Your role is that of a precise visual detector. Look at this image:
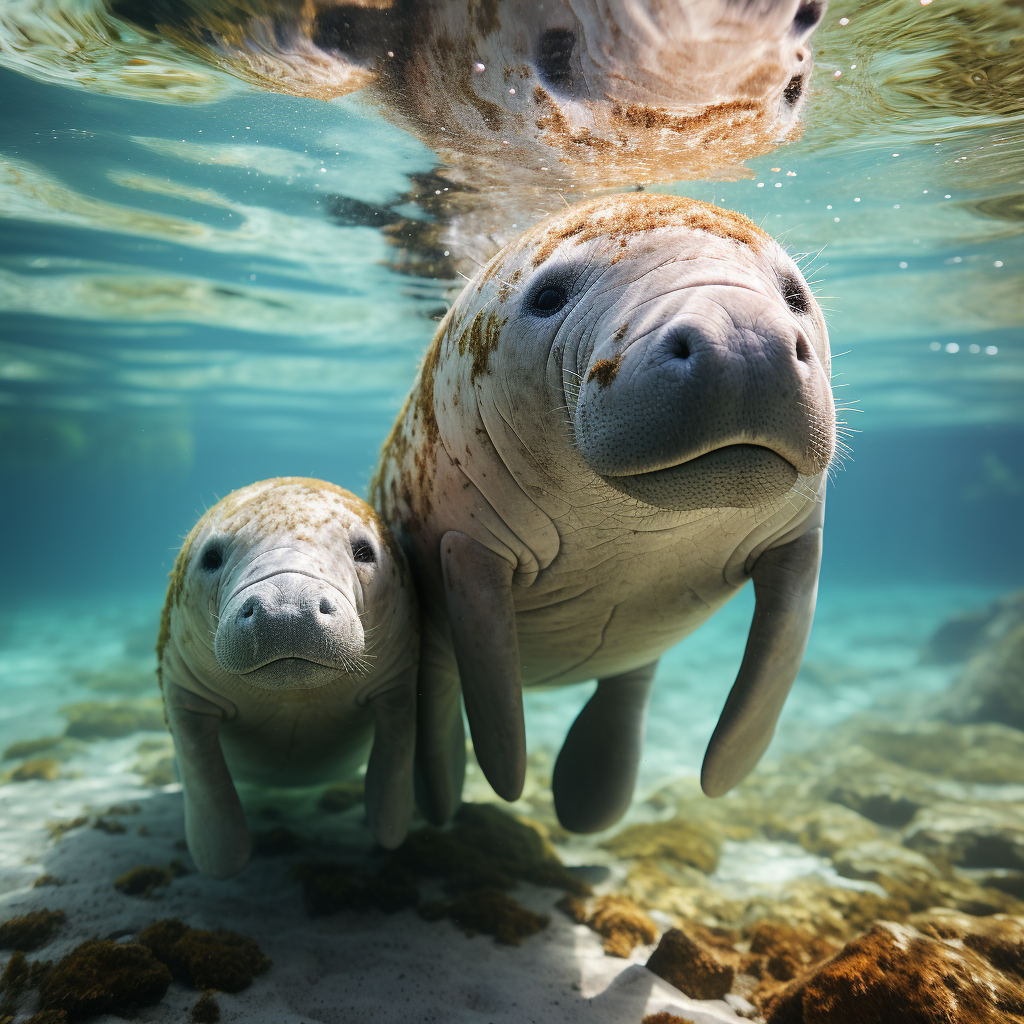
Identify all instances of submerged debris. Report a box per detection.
[138,919,270,992]
[0,910,66,951]
[36,939,171,1023]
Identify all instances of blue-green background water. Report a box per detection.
[1,1,1022,669]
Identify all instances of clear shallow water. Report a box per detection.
[0,6,1022,1010]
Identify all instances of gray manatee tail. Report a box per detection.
[552,662,658,833]
[700,525,823,797]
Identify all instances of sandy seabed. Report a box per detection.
[0,584,995,1023]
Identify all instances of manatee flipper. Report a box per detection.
[552,661,658,833]
[412,649,466,825]
[363,669,417,848]
[163,671,250,879]
[440,530,526,802]
[701,525,823,797]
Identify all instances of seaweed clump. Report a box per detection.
[114,865,173,898]
[557,893,657,957]
[293,802,588,947]
[8,759,60,783]
[138,919,270,993]
[35,939,172,1023]
[0,910,66,951]
[191,989,220,1022]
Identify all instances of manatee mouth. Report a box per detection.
[234,657,354,692]
[601,444,799,510]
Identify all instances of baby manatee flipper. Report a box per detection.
[552,661,658,833]
[363,669,417,848]
[163,676,250,880]
[701,526,823,797]
[440,530,526,802]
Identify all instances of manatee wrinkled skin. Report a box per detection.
[158,477,418,878]
[372,193,835,832]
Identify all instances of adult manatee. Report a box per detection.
[372,193,835,831]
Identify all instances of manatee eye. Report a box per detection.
[536,28,576,93]
[792,1,823,32]
[352,538,376,564]
[783,74,804,105]
[200,545,223,572]
[531,285,568,315]
[780,275,811,316]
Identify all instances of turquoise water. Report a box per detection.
[0,3,1022,1016]
[1,0,1022,759]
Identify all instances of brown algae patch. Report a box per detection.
[558,893,657,957]
[7,759,60,783]
[587,352,625,388]
[294,803,587,946]
[61,701,165,740]
[114,865,174,898]
[0,910,66,951]
[36,939,172,1023]
[191,990,220,1023]
[138,919,270,993]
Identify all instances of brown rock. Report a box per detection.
[922,589,1024,665]
[646,928,734,1000]
[904,801,1024,871]
[765,918,1024,1023]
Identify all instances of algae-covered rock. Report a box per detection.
[601,820,722,874]
[942,622,1024,730]
[904,801,1024,871]
[60,700,165,740]
[138,919,270,993]
[646,928,734,1000]
[7,760,60,783]
[764,916,1024,1024]
[0,911,65,951]
[2,738,64,761]
[1,949,29,1015]
[855,719,1024,785]
[36,940,171,1022]
[922,589,1024,664]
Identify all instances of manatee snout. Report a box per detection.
[214,573,364,677]
[575,286,835,509]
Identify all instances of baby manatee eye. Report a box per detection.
[536,28,575,93]
[531,285,569,315]
[351,538,376,564]
[200,545,223,572]
[780,275,811,316]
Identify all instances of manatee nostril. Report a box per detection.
[240,597,256,620]
[319,596,334,616]
[795,335,812,363]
